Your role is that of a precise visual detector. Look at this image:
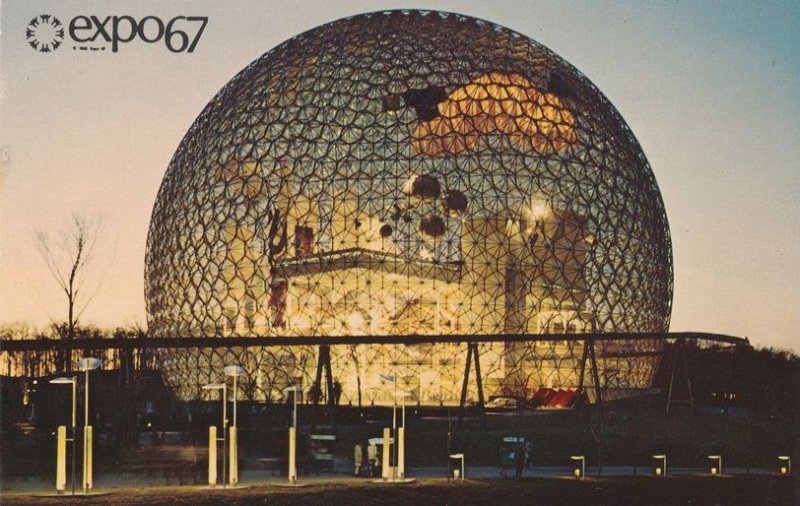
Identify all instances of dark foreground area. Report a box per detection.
[1,476,797,506]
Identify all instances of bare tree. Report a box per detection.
[33,214,103,368]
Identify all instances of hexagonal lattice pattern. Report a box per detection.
[145,10,673,403]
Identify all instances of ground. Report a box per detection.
[2,396,797,504]
[1,476,797,505]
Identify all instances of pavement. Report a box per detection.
[0,466,782,495]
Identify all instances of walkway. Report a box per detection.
[0,466,781,495]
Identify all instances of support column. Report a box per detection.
[589,339,603,412]
[56,426,67,493]
[323,346,335,429]
[288,426,297,483]
[382,427,391,480]
[398,427,405,478]
[471,343,487,429]
[311,346,325,430]
[575,339,590,420]
[313,351,323,389]
[665,340,679,417]
[684,342,696,415]
[229,427,238,485]
[665,338,696,417]
[575,339,602,419]
[457,343,474,428]
[208,426,217,486]
[312,345,335,430]
[83,426,93,490]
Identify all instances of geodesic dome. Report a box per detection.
[145,10,672,403]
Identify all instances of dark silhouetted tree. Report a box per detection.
[33,213,104,371]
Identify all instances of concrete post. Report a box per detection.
[288,426,297,483]
[83,426,93,490]
[56,426,66,492]
[208,426,217,486]
[382,427,391,480]
[398,427,405,478]
[229,426,238,485]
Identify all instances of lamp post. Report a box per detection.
[778,455,791,476]
[570,455,585,479]
[203,383,227,487]
[395,391,411,428]
[50,376,77,495]
[223,366,245,426]
[708,455,722,476]
[449,453,465,480]
[284,385,301,485]
[77,357,101,493]
[652,454,667,477]
[223,365,245,486]
[377,373,400,481]
[391,378,397,481]
[394,391,411,479]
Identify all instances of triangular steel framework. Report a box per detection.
[310,344,336,430]
[574,337,604,419]
[665,338,696,417]
[457,342,487,429]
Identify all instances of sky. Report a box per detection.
[1,1,798,351]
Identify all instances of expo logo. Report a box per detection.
[27,14,207,53]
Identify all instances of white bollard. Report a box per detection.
[398,427,405,478]
[382,428,391,480]
[208,426,217,486]
[229,427,238,485]
[83,426,93,490]
[288,426,297,483]
[56,426,67,492]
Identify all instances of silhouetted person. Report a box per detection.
[332,381,342,406]
[515,441,525,478]
[354,442,364,476]
[367,441,378,477]
[524,439,533,468]
[310,382,322,405]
